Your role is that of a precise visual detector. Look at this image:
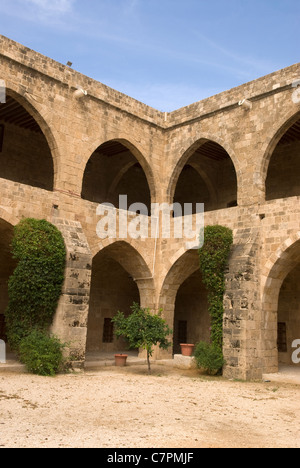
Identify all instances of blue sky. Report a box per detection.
[0,0,299,111]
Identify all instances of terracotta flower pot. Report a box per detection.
[114,354,128,367]
[180,344,195,357]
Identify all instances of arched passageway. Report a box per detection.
[160,250,209,356]
[266,116,300,201]
[173,269,209,354]
[82,140,152,213]
[172,140,237,214]
[86,242,154,354]
[0,219,16,342]
[0,95,54,191]
[277,263,300,365]
[262,238,300,373]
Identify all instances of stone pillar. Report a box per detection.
[223,228,262,380]
[50,219,92,368]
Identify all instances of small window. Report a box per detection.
[278,322,287,353]
[103,318,114,343]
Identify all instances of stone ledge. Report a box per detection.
[156,355,197,370]
[173,354,197,370]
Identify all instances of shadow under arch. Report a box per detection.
[81,138,157,212]
[261,236,300,374]
[0,88,58,191]
[159,249,209,355]
[261,109,300,201]
[167,137,238,212]
[86,241,155,353]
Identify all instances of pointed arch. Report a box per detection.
[261,234,300,373]
[261,109,300,201]
[0,89,57,190]
[86,240,155,353]
[167,136,238,212]
[92,240,154,284]
[81,138,156,211]
[159,249,209,355]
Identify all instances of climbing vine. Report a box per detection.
[199,225,233,351]
[6,218,66,351]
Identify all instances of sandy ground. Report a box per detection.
[0,365,300,449]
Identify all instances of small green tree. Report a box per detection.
[112,303,172,374]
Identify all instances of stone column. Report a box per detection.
[223,228,262,380]
[51,219,92,368]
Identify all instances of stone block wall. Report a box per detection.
[0,35,299,377]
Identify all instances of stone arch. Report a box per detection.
[86,241,155,353]
[261,234,300,373]
[92,240,154,285]
[81,138,157,211]
[159,249,209,356]
[260,108,300,201]
[167,135,238,212]
[0,208,19,228]
[1,87,59,190]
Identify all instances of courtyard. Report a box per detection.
[0,365,299,448]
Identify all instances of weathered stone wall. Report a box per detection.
[223,228,261,380]
[0,35,299,377]
[50,218,92,364]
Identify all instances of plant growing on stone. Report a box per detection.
[112,303,172,374]
[198,225,233,374]
[6,218,66,352]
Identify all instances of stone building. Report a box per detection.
[0,35,299,380]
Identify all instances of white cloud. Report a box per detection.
[25,0,75,14]
[0,0,77,26]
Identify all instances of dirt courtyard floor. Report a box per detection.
[0,365,300,448]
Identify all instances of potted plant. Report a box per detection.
[180,343,195,356]
[114,353,128,367]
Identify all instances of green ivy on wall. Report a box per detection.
[6,218,66,351]
[199,225,233,351]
